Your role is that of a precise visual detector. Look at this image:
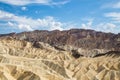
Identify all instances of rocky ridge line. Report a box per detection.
[0,29,120,57]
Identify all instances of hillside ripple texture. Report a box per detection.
[0,29,120,80]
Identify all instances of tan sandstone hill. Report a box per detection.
[0,38,120,80]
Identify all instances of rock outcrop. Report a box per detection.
[1,29,120,57]
[0,29,120,80]
[0,38,120,80]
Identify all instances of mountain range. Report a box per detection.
[0,29,120,80]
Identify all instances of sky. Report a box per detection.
[0,0,120,34]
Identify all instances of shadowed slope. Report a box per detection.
[1,29,120,57]
[0,38,120,80]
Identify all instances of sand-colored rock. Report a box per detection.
[0,38,120,80]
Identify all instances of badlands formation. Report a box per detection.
[0,29,120,80]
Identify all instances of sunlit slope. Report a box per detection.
[0,38,120,80]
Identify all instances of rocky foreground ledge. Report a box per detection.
[0,29,120,80]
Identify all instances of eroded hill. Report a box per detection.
[0,38,120,80]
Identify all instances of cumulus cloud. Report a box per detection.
[96,23,117,33]
[18,24,32,31]
[0,10,119,33]
[0,10,14,20]
[0,10,63,31]
[81,19,93,29]
[37,16,63,30]
[104,12,120,23]
[0,0,70,6]
[80,18,118,33]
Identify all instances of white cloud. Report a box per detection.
[7,22,14,26]
[101,1,120,9]
[0,10,14,20]
[0,10,119,33]
[0,0,50,5]
[21,7,27,11]
[0,0,70,6]
[0,10,64,31]
[96,23,117,33]
[112,2,120,8]
[80,18,118,33]
[18,24,33,31]
[104,12,120,23]
[49,0,70,6]
[37,16,63,30]
[81,19,93,29]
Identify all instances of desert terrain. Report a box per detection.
[0,29,120,80]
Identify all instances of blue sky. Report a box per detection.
[0,0,120,34]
